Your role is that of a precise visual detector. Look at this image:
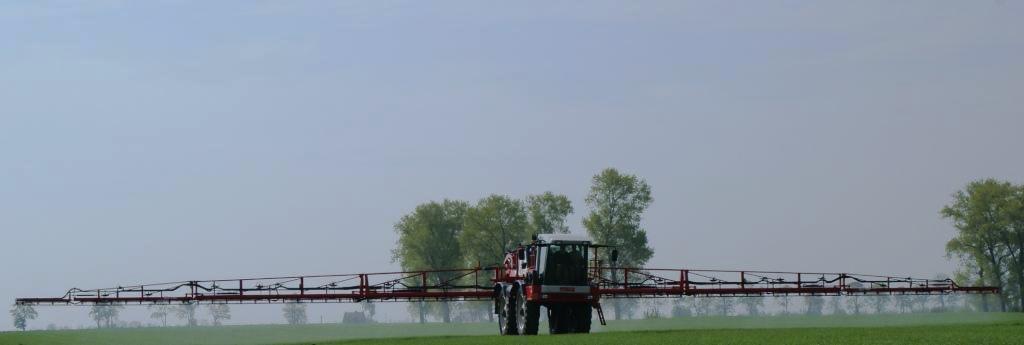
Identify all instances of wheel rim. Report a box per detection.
[498,292,507,334]
[503,289,517,335]
[516,289,526,334]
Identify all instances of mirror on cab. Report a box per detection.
[611,249,619,263]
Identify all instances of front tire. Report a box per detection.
[498,286,518,335]
[516,287,539,335]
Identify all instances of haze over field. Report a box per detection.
[2,1,1023,330]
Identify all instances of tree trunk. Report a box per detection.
[991,265,1008,312]
[418,301,426,323]
[610,268,621,320]
[984,249,1007,312]
[1017,256,1024,312]
[1015,231,1024,313]
[442,301,451,323]
[978,267,990,312]
[1013,261,1024,312]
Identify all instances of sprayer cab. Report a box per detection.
[494,234,612,335]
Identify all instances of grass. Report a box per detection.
[1,313,1021,345]
[324,322,1024,345]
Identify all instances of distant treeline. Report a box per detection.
[666,293,973,318]
[391,167,655,322]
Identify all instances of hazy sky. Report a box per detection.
[2,1,1023,330]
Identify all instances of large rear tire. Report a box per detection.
[525,302,541,335]
[547,304,569,334]
[574,304,592,334]
[547,304,591,334]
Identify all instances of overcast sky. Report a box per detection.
[2,0,1023,330]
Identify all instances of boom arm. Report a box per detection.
[15,267,997,306]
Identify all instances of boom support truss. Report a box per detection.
[16,267,997,306]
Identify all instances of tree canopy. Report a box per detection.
[392,199,469,323]
[526,192,574,235]
[393,200,469,273]
[583,168,654,267]
[582,168,654,319]
[460,195,530,267]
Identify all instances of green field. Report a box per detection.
[1,313,1022,345]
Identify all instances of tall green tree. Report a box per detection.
[460,195,530,267]
[1003,184,1024,312]
[526,192,574,235]
[583,168,654,266]
[10,305,37,331]
[583,168,654,319]
[459,195,530,323]
[392,199,469,323]
[942,179,1015,312]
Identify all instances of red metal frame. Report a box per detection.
[15,266,998,306]
[589,267,998,298]
[16,268,494,306]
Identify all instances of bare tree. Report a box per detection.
[89,304,124,328]
[148,305,170,327]
[871,295,890,314]
[739,297,765,316]
[283,302,308,325]
[10,305,38,331]
[175,303,198,326]
[804,296,824,315]
[207,304,231,326]
[846,282,864,314]
[776,295,792,315]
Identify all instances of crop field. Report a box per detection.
[1,312,1021,345]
